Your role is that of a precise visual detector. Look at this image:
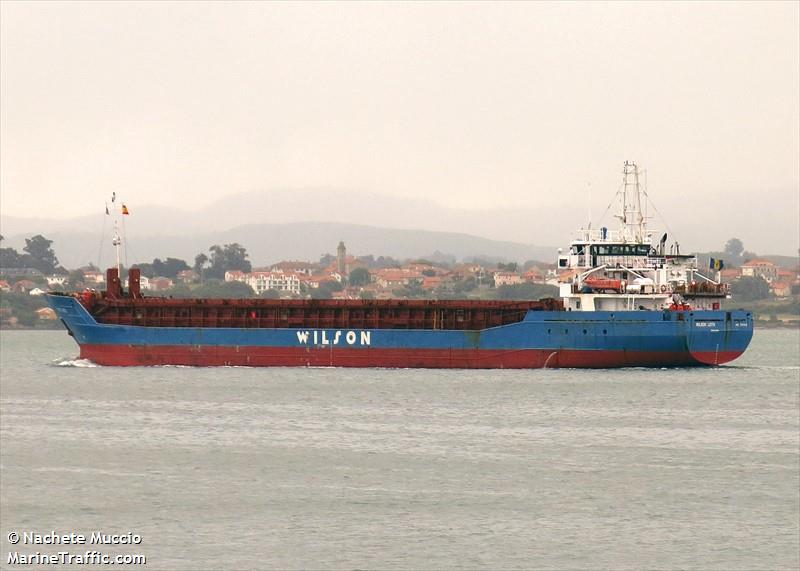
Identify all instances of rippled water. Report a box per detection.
[1,329,798,570]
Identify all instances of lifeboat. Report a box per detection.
[583,276,624,293]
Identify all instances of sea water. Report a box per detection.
[1,329,798,570]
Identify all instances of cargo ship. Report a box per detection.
[47,162,753,368]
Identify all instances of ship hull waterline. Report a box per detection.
[76,343,743,368]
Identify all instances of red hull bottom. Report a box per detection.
[78,344,744,368]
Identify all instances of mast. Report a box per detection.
[109,191,122,275]
[616,161,646,242]
[112,221,122,275]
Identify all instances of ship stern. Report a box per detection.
[687,310,753,366]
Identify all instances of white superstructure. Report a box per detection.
[557,162,728,312]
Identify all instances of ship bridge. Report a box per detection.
[556,162,728,313]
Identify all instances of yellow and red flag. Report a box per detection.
[121,204,130,215]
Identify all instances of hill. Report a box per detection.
[1,221,556,269]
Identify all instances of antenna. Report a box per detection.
[587,181,592,229]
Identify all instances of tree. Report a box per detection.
[741,251,758,263]
[731,276,770,302]
[357,255,376,267]
[206,243,252,280]
[723,238,749,266]
[375,256,401,269]
[260,289,280,299]
[194,253,208,273]
[207,245,225,279]
[0,291,45,327]
[22,235,59,273]
[310,280,344,299]
[724,238,744,259]
[497,262,518,272]
[192,280,255,298]
[393,281,425,299]
[348,267,371,286]
[151,257,190,279]
[163,284,193,298]
[0,238,20,269]
[131,262,156,278]
[319,253,336,267]
[452,277,477,295]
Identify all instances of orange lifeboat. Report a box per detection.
[584,277,624,293]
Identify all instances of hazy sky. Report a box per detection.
[1,2,798,253]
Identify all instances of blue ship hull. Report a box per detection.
[47,295,753,368]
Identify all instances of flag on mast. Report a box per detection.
[121,204,130,215]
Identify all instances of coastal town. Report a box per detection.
[1,235,798,329]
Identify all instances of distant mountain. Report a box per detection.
[3,186,797,267]
[0,221,556,269]
[0,188,574,246]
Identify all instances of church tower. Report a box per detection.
[337,241,347,279]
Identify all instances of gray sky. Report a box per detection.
[1,1,798,254]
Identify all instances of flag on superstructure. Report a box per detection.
[121,204,130,215]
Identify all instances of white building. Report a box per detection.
[493,272,524,287]
[247,271,298,294]
[45,275,68,287]
[82,270,105,284]
[741,259,779,283]
[226,270,300,295]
